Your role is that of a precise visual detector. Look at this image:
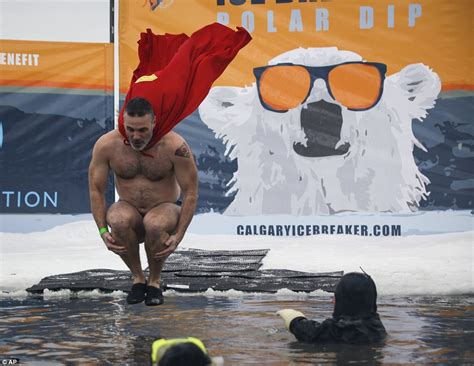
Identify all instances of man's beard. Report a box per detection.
[130,139,148,151]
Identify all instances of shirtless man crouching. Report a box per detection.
[88,97,198,306]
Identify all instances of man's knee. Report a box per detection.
[143,216,170,237]
[107,207,138,233]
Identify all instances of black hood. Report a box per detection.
[333,272,378,318]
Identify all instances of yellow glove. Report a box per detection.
[276,309,305,331]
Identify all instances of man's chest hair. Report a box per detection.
[111,146,173,181]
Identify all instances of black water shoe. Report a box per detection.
[145,286,164,306]
[126,283,147,304]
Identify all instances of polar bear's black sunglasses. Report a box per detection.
[253,62,387,112]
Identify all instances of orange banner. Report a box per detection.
[0,40,115,214]
[119,0,473,93]
[0,40,114,92]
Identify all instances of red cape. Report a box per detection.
[118,23,251,151]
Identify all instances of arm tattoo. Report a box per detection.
[175,142,191,158]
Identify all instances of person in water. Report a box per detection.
[150,337,223,366]
[277,272,387,343]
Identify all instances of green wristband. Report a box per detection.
[99,227,109,235]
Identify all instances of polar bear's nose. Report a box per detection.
[313,79,327,90]
[304,78,332,105]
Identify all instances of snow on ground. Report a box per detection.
[1,219,472,295]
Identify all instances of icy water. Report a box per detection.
[0,291,472,365]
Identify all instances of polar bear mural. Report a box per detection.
[198,48,441,215]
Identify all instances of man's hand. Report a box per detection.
[154,234,182,259]
[101,232,127,255]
